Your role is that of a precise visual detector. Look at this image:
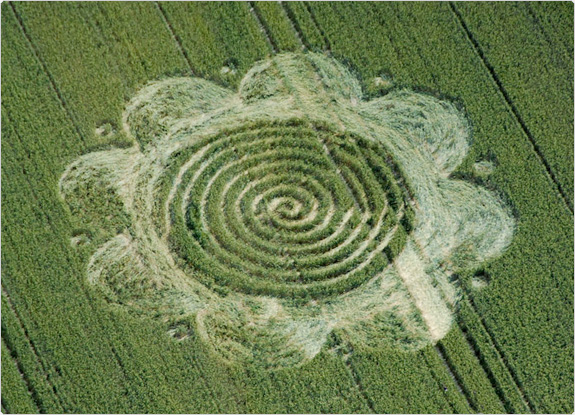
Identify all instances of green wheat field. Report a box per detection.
[2,2,573,413]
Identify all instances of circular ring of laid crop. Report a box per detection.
[60,53,514,369]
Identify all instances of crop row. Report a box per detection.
[250,1,300,52]
[456,298,534,413]
[1,291,52,413]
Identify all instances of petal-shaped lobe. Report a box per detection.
[125,78,234,148]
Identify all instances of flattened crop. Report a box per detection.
[60,53,514,368]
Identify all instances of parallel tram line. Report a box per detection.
[308,52,474,411]
[303,2,332,54]
[278,1,309,51]
[461,295,536,413]
[5,75,221,411]
[6,6,231,407]
[5,8,188,396]
[6,4,239,412]
[449,1,573,215]
[154,2,196,75]
[419,349,463,414]
[448,3,555,410]
[330,332,377,414]
[8,2,87,146]
[390,239,473,409]
[248,1,278,53]
[2,338,39,413]
[7,93,221,412]
[1,283,54,413]
[456,313,529,413]
[2,107,132,411]
[434,343,479,413]
[6,2,545,412]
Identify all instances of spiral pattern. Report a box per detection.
[154,120,414,299]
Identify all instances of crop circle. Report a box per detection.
[60,53,515,368]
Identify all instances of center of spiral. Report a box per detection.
[268,197,304,219]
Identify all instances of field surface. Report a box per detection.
[2,2,573,414]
